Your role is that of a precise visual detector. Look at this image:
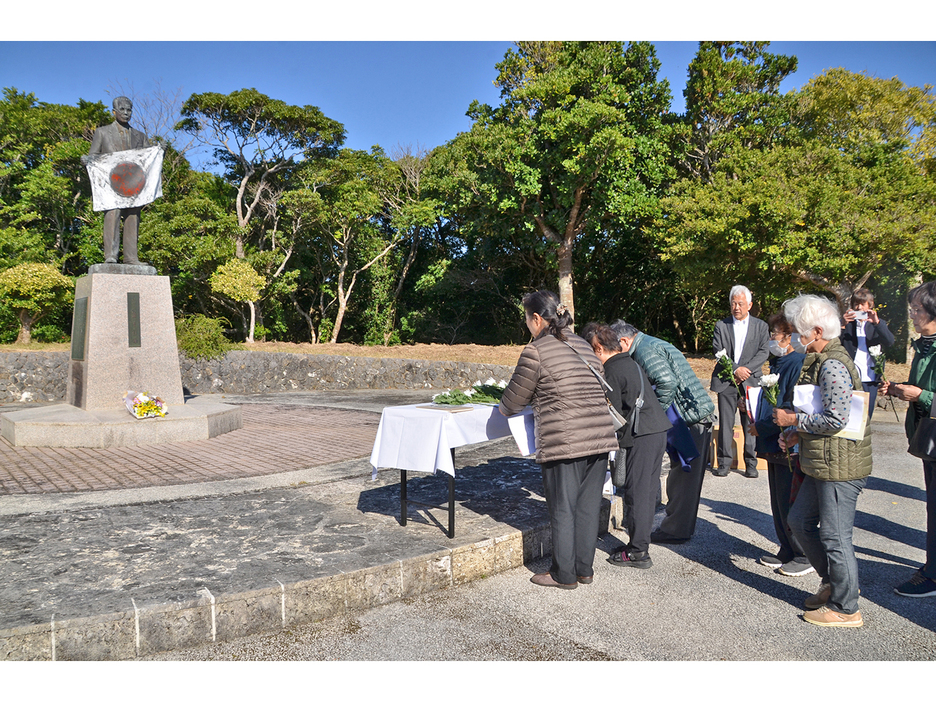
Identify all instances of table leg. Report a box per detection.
[448,448,456,538]
[400,469,407,526]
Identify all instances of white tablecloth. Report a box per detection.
[369,403,535,478]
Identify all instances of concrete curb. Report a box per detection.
[0,523,555,660]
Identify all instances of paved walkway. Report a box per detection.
[1,391,933,662]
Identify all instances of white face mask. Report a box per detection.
[769,339,789,357]
[791,332,815,355]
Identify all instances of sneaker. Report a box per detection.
[803,606,863,628]
[744,467,759,478]
[713,466,730,477]
[759,554,783,568]
[779,560,815,577]
[804,582,831,610]
[894,571,936,598]
[607,548,653,569]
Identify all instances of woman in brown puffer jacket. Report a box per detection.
[499,290,619,589]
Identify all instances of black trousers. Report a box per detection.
[541,453,608,585]
[623,431,667,553]
[658,420,713,539]
[923,460,936,580]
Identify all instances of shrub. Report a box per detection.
[175,314,233,361]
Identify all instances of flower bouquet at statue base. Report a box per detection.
[124,391,167,419]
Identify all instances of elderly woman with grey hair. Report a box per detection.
[773,294,872,628]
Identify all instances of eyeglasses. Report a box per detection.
[769,331,788,339]
[909,306,926,317]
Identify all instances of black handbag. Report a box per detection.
[908,405,936,460]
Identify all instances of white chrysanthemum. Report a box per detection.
[759,373,780,387]
[715,349,728,360]
[868,345,882,357]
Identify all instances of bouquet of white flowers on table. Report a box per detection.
[124,391,167,419]
[432,378,508,406]
[715,349,743,398]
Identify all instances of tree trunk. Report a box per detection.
[15,311,33,345]
[246,301,256,343]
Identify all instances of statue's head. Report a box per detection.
[112,96,133,125]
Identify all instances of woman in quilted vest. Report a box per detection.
[773,294,872,628]
[499,290,619,589]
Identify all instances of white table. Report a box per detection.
[369,403,535,537]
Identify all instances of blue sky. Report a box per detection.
[1,41,932,162]
[2,0,933,166]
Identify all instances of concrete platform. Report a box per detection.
[0,397,241,448]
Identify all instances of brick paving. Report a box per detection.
[0,404,380,495]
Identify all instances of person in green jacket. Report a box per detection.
[882,280,936,598]
[774,294,872,628]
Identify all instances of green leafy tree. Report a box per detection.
[679,41,798,181]
[292,148,400,343]
[209,258,266,343]
[436,41,675,320]
[0,261,73,344]
[175,89,345,259]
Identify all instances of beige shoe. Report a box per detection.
[804,583,831,610]
[803,606,863,628]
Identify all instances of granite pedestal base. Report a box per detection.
[67,272,184,411]
[0,399,242,448]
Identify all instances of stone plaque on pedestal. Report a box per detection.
[67,272,184,411]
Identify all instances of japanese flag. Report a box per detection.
[86,146,164,212]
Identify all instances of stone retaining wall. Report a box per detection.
[0,350,515,403]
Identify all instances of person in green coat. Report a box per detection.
[883,281,936,598]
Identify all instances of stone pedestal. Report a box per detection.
[67,271,184,411]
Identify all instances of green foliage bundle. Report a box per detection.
[175,314,234,361]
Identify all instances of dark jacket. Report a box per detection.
[602,352,672,450]
[840,318,895,360]
[710,314,770,394]
[500,331,619,464]
[753,350,805,456]
[796,339,873,482]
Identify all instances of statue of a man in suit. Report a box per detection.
[82,96,150,264]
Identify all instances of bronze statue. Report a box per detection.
[82,96,151,265]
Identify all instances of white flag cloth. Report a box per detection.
[86,146,164,212]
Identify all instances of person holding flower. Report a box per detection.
[749,313,810,576]
[773,294,872,627]
[882,281,936,598]
[499,290,619,589]
[841,288,894,419]
[710,285,770,478]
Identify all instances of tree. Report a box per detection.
[795,68,936,172]
[0,262,73,344]
[209,258,266,343]
[292,148,401,343]
[652,141,936,312]
[175,89,345,259]
[436,41,675,320]
[679,41,797,181]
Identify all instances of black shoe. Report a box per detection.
[650,530,688,544]
[713,466,730,477]
[744,467,759,478]
[608,549,653,569]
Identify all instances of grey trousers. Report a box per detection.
[788,474,866,614]
[716,390,756,471]
[541,453,609,585]
[658,420,713,540]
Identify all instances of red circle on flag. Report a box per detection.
[109,162,146,197]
